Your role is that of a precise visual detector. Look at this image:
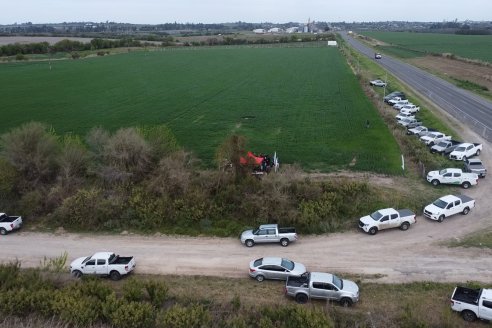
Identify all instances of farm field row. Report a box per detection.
[361,31,492,63]
[0,46,401,173]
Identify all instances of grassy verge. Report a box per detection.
[1,262,489,328]
[448,228,492,249]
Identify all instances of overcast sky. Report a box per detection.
[3,0,491,24]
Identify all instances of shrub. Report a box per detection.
[0,122,59,188]
[109,301,156,328]
[145,280,169,307]
[122,277,146,302]
[157,304,210,328]
[51,287,102,326]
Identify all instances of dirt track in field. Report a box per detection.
[1,64,492,283]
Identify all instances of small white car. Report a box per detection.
[420,132,451,146]
[399,104,420,114]
[449,143,482,161]
[396,112,415,121]
[70,252,136,280]
[423,194,475,222]
[369,79,386,87]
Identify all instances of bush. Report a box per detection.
[122,277,146,302]
[145,280,169,307]
[156,304,210,328]
[109,301,156,328]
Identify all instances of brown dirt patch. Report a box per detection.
[408,56,492,92]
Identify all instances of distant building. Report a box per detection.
[327,41,338,46]
[253,28,266,34]
[285,27,299,33]
[268,27,283,33]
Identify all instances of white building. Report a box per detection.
[253,29,266,34]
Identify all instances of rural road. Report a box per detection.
[339,31,492,142]
[1,39,492,284]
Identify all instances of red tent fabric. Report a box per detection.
[240,151,263,165]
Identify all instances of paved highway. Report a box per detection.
[339,31,492,142]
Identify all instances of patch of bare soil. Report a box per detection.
[408,56,492,92]
[0,36,93,45]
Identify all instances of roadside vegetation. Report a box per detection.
[338,36,458,176]
[0,261,486,328]
[0,122,441,235]
[448,229,492,249]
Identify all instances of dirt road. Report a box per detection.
[1,102,492,283]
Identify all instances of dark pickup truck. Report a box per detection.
[464,158,487,178]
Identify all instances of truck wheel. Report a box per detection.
[400,222,410,231]
[0,228,7,235]
[431,179,439,186]
[462,310,477,322]
[438,215,445,223]
[340,298,353,307]
[476,150,481,156]
[109,271,121,281]
[255,275,265,282]
[280,238,289,247]
[72,270,82,278]
[295,293,308,304]
[368,227,378,235]
[462,207,470,215]
[462,182,471,189]
[245,239,254,247]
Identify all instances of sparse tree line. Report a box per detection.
[0,122,425,236]
[0,38,155,57]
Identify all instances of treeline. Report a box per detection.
[183,33,335,47]
[0,38,154,57]
[0,122,424,236]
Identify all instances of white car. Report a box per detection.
[399,104,420,114]
[407,125,428,135]
[420,132,451,146]
[396,112,415,121]
[449,143,482,161]
[393,101,413,110]
[388,97,406,105]
[0,213,22,235]
[369,79,386,87]
[358,208,416,235]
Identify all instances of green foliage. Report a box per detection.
[145,280,169,307]
[451,78,489,92]
[40,251,68,272]
[260,305,334,328]
[0,47,401,173]
[122,277,146,302]
[157,304,210,328]
[137,124,180,160]
[0,121,59,187]
[109,301,156,328]
[51,289,101,326]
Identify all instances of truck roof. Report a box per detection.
[91,252,114,259]
[440,168,463,174]
[376,208,398,216]
[439,195,460,203]
[259,224,278,229]
[310,272,333,283]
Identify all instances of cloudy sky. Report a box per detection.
[3,0,491,24]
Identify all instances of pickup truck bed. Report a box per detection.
[457,195,474,203]
[397,209,414,217]
[453,287,480,304]
[110,256,133,265]
[278,227,296,234]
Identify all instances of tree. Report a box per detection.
[0,122,59,188]
[215,134,248,182]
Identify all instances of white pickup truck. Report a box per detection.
[449,143,482,161]
[420,132,451,146]
[240,224,297,247]
[0,213,23,235]
[451,286,492,322]
[358,208,416,235]
[395,112,414,121]
[423,194,475,222]
[70,252,136,280]
[426,168,478,189]
[388,97,407,105]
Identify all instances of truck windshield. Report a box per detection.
[252,228,259,235]
[433,199,448,209]
[455,146,465,152]
[332,275,343,289]
[370,211,383,221]
[439,169,447,175]
[281,259,295,271]
[81,256,91,264]
[436,142,447,147]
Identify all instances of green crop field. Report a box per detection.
[0,46,401,173]
[362,31,492,63]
